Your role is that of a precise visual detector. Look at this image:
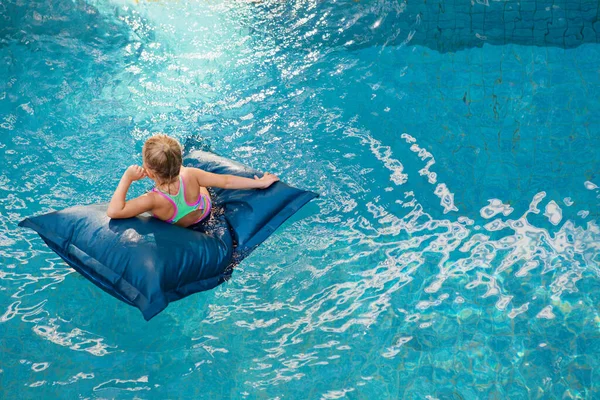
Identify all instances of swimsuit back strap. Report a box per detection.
[152,188,178,223]
[154,175,208,223]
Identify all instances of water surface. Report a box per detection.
[1,0,599,398]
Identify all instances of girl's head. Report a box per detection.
[142,134,182,185]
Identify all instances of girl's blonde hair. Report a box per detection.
[142,134,182,185]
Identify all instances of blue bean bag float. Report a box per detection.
[19,150,318,320]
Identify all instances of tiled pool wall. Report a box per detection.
[416,0,599,50]
[348,0,600,51]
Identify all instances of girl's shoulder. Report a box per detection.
[181,165,203,172]
[145,189,162,202]
[181,166,203,180]
[181,167,201,186]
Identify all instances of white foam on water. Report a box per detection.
[536,305,556,319]
[544,200,563,226]
[434,183,459,214]
[480,199,514,219]
[584,181,598,190]
[344,127,409,185]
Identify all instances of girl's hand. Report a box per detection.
[124,165,146,182]
[254,172,279,189]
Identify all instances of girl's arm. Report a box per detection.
[188,167,279,190]
[107,165,155,219]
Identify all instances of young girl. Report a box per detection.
[107,134,279,227]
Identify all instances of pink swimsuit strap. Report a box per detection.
[193,193,212,224]
[152,188,178,223]
[151,177,212,224]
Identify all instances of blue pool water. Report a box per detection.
[1,0,600,398]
